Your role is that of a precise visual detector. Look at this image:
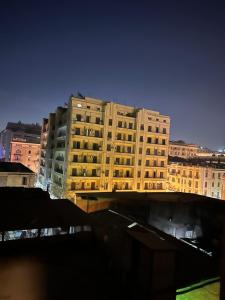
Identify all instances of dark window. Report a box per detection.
[161,150,165,156]
[147,137,152,143]
[109,119,112,126]
[107,144,111,151]
[153,171,156,178]
[72,169,77,176]
[163,128,166,134]
[162,139,166,145]
[140,124,144,130]
[71,182,75,190]
[139,147,142,154]
[156,127,159,133]
[75,128,80,135]
[137,183,140,189]
[118,121,122,128]
[128,123,133,129]
[96,117,100,124]
[128,134,132,141]
[161,161,165,167]
[93,143,99,150]
[160,172,164,178]
[87,106,90,109]
[105,170,109,176]
[83,156,87,163]
[107,132,112,139]
[106,157,110,164]
[127,147,131,153]
[92,169,97,176]
[145,171,149,178]
[155,138,159,144]
[95,130,100,137]
[140,136,144,142]
[22,177,27,185]
[146,160,150,166]
[86,116,90,123]
[84,142,88,149]
[73,155,78,162]
[148,126,152,132]
[116,145,121,152]
[115,157,120,164]
[28,150,31,154]
[93,156,97,163]
[137,171,141,177]
[76,114,81,121]
[126,158,131,165]
[73,141,80,149]
[146,148,150,155]
[138,159,142,166]
[117,133,122,140]
[126,170,130,177]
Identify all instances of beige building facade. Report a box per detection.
[10,139,40,173]
[0,162,35,187]
[168,162,225,200]
[169,141,199,159]
[38,95,170,201]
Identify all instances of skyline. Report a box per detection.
[0,0,225,150]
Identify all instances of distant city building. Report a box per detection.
[168,157,225,200]
[169,140,199,158]
[0,122,41,161]
[10,139,40,173]
[0,162,35,187]
[38,95,170,201]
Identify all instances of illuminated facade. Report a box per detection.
[38,95,170,200]
[168,162,225,199]
[10,139,40,173]
[169,141,199,158]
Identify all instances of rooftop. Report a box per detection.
[5,122,41,135]
[0,162,34,173]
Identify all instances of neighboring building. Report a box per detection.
[10,139,40,173]
[168,158,225,199]
[0,122,41,161]
[38,95,170,200]
[169,140,199,159]
[0,162,35,187]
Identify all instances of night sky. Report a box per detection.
[0,0,224,150]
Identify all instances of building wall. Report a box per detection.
[10,141,40,173]
[169,142,199,159]
[168,164,203,195]
[38,96,170,202]
[0,172,35,187]
[168,163,225,199]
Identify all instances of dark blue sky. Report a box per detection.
[0,0,224,150]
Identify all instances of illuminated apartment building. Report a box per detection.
[168,158,225,199]
[38,95,170,200]
[169,141,199,158]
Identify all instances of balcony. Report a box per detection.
[55,156,64,161]
[71,174,100,178]
[72,132,103,139]
[71,160,101,164]
[73,119,104,126]
[54,168,63,174]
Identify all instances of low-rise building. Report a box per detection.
[169,140,199,159]
[168,158,225,199]
[10,139,40,173]
[0,162,35,187]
